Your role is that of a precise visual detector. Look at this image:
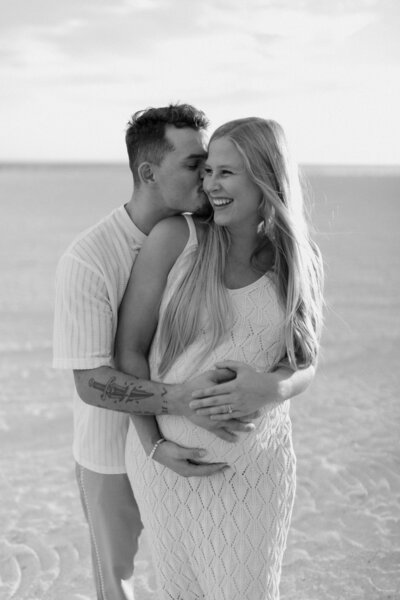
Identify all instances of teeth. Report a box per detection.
[213,198,233,206]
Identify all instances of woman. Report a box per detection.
[116,118,324,599]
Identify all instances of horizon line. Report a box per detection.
[1,161,399,172]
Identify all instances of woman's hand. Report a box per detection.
[152,440,228,477]
[189,361,284,419]
[189,360,315,419]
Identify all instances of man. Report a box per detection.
[53,104,314,600]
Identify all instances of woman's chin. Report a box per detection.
[212,212,229,227]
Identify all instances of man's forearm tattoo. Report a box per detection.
[88,376,167,415]
[161,386,169,414]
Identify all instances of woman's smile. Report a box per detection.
[210,197,234,207]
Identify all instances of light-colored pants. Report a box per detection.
[75,463,143,600]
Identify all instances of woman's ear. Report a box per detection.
[137,161,156,186]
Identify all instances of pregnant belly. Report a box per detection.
[157,414,262,465]
[157,400,293,465]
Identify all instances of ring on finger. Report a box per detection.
[227,404,233,414]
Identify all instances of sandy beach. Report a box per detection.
[0,165,399,599]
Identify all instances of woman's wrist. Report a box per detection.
[148,437,166,459]
[131,414,164,455]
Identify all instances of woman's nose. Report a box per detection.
[204,174,219,192]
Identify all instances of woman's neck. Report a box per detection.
[224,231,273,290]
[228,224,259,259]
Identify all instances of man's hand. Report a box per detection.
[179,369,257,441]
[152,440,228,477]
[189,361,288,419]
[185,368,236,396]
[169,367,236,417]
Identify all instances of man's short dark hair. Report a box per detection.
[125,103,209,186]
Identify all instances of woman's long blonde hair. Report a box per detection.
[158,117,324,376]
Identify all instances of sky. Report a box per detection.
[1,0,399,164]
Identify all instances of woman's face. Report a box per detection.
[203,137,262,231]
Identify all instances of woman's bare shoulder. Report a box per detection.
[145,215,191,256]
[149,215,190,239]
[139,216,189,268]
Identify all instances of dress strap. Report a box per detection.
[182,214,198,247]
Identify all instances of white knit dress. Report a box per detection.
[125,216,296,600]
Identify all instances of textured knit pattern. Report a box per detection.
[126,216,296,599]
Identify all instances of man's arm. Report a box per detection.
[73,363,249,423]
[189,360,315,419]
[74,365,183,416]
[73,366,237,477]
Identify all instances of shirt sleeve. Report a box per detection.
[52,254,114,369]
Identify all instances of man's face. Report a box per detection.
[154,125,209,215]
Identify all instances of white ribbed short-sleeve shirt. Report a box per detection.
[53,205,146,473]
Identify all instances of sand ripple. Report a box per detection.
[1,337,399,599]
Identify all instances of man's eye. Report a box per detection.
[187,163,199,170]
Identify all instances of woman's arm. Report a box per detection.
[115,216,231,475]
[116,216,189,456]
[116,216,189,378]
[189,361,315,418]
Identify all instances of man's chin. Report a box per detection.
[192,202,213,219]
